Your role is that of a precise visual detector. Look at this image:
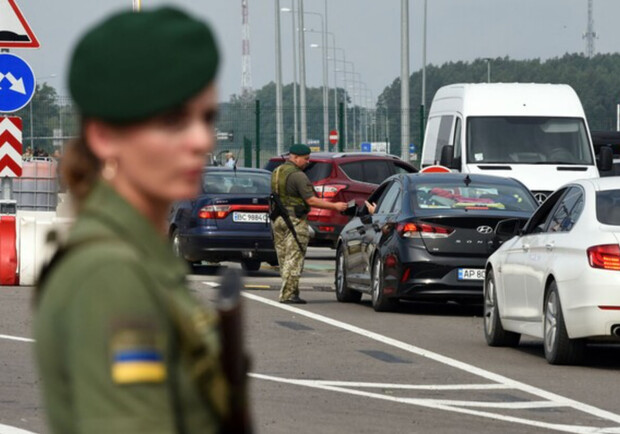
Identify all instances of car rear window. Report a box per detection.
[203,171,271,194]
[596,190,620,225]
[304,162,332,182]
[264,160,284,172]
[340,160,397,185]
[411,182,538,212]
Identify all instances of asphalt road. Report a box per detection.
[1,247,620,433]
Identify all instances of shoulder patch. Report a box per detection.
[109,319,166,384]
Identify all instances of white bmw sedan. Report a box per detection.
[484,177,620,365]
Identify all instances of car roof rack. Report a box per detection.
[331,151,398,159]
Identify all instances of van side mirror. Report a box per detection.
[439,145,454,168]
[598,146,613,172]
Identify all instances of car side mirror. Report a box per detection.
[342,204,358,217]
[360,213,372,225]
[439,145,454,168]
[495,218,524,239]
[598,146,613,172]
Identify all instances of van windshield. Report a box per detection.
[466,117,594,165]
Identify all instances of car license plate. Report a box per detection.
[233,212,268,223]
[457,268,485,280]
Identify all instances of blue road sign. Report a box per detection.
[409,143,416,153]
[0,53,36,113]
[361,142,371,152]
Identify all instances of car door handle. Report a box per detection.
[522,243,530,251]
[357,228,366,235]
[545,242,555,250]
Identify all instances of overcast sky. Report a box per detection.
[8,0,620,103]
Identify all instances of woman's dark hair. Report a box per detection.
[61,135,101,207]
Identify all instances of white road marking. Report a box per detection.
[250,372,609,434]
[3,288,619,432]
[307,380,510,390]
[0,334,34,343]
[242,291,620,432]
[0,424,37,434]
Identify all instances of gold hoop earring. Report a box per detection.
[101,159,118,181]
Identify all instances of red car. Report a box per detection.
[265,152,418,247]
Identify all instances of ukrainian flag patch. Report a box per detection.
[110,326,166,384]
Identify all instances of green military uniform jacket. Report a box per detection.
[34,181,222,434]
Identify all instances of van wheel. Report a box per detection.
[335,246,361,303]
[544,282,585,365]
[484,270,520,347]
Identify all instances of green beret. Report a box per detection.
[69,7,219,123]
[289,144,311,156]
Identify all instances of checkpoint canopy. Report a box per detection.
[0,0,40,48]
[0,53,36,113]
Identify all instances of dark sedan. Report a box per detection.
[335,173,539,311]
[169,167,277,271]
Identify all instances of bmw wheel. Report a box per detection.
[371,255,397,312]
[543,281,585,365]
[335,245,361,303]
[484,269,520,347]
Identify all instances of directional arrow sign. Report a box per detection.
[0,53,35,113]
[0,117,23,177]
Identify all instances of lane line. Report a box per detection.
[0,424,37,434]
[309,381,509,390]
[0,334,34,343]
[251,373,603,434]
[241,291,620,427]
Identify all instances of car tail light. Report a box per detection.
[587,244,620,271]
[314,184,347,199]
[396,222,454,238]
[198,204,268,219]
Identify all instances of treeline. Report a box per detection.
[379,53,620,156]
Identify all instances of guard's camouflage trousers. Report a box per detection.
[272,216,310,301]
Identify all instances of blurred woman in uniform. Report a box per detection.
[33,7,238,434]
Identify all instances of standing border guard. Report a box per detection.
[270,144,347,304]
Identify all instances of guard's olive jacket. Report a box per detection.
[34,181,224,434]
[271,161,311,217]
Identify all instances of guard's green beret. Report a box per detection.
[289,144,311,156]
[69,7,219,123]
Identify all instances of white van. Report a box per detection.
[421,83,612,202]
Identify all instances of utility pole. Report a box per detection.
[275,0,284,155]
[400,0,410,162]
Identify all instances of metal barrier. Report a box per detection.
[13,157,59,211]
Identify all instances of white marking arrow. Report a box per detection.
[3,72,26,95]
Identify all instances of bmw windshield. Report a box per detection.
[467,117,594,165]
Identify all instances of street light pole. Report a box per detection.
[275,0,284,155]
[281,5,299,144]
[304,10,328,150]
[401,0,411,162]
[485,58,491,83]
[298,0,308,145]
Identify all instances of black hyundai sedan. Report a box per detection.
[335,173,538,311]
